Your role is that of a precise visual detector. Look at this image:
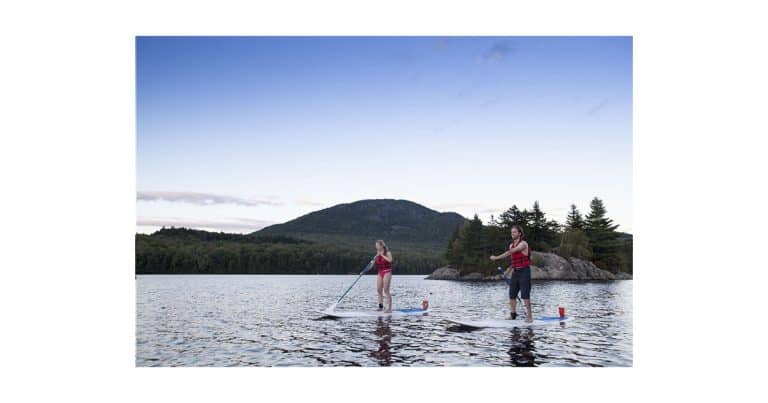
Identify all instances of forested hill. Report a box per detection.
[136,199,466,275]
[257,199,465,245]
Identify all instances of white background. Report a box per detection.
[1,0,767,402]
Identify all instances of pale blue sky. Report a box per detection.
[137,36,632,233]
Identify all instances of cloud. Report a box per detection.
[137,191,281,207]
[296,199,326,207]
[136,216,276,233]
[587,98,609,115]
[481,40,516,64]
[435,202,486,211]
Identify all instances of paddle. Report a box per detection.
[324,256,377,313]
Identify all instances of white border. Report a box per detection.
[3,0,767,402]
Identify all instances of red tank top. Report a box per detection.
[509,240,531,269]
[375,254,392,272]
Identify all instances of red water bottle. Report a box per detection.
[558,305,565,318]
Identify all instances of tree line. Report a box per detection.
[445,197,632,275]
[136,228,443,275]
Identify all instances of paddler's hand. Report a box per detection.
[489,255,497,261]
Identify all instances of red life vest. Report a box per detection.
[509,240,531,269]
[375,254,392,273]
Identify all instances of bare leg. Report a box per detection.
[383,273,392,313]
[523,299,533,323]
[376,274,383,310]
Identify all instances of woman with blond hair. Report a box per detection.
[373,240,393,312]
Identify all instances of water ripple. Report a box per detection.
[136,275,632,366]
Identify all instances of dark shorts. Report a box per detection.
[509,266,531,300]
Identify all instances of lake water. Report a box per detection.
[136,275,632,366]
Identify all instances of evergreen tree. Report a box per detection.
[497,205,527,230]
[565,204,585,230]
[526,201,559,252]
[445,224,461,265]
[462,215,485,269]
[584,197,621,272]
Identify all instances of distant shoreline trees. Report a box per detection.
[445,197,632,275]
[136,228,444,275]
[135,199,632,276]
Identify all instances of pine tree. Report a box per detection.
[526,201,558,251]
[497,205,527,230]
[584,197,621,272]
[565,204,585,230]
[445,224,461,265]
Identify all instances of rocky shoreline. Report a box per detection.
[426,252,632,281]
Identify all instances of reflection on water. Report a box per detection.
[136,275,632,366]
[371,318,393,366]
[507,328,536,367]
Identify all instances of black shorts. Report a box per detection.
[509,266,531,300]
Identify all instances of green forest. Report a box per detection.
[135,198,632,276]
[135,228,443,275]
[445,197,633,276]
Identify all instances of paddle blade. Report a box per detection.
[324,302,338,313]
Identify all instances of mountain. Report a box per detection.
[256,199,466,252]
[136,199,467,275]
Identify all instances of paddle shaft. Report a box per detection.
[335,258,376,304]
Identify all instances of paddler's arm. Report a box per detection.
[490,241,528,260]
[490,250,510,261]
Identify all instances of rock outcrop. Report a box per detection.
[426,252,632,281]
[427,266,460,280]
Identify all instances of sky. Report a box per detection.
[136,36,632,234]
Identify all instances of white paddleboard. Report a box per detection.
[317,308,430,318]
[447,316,572,328]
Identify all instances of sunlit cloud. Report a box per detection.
[137,191,281,207]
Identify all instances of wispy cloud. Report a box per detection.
[296,199,326,207]
[136,216,276,233]
[137,191,281,207]
[435,202,485,211]
[587,98,609,116]
[480,40,516,64]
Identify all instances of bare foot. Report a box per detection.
[385,309,392,313]
[525,318,533,323]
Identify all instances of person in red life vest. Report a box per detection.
[490,225,533,323]
[374,240,393,313]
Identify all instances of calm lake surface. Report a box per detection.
[136,275,632,367]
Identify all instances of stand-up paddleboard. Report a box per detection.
[447,316,572,328]
[317,308,429,318]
